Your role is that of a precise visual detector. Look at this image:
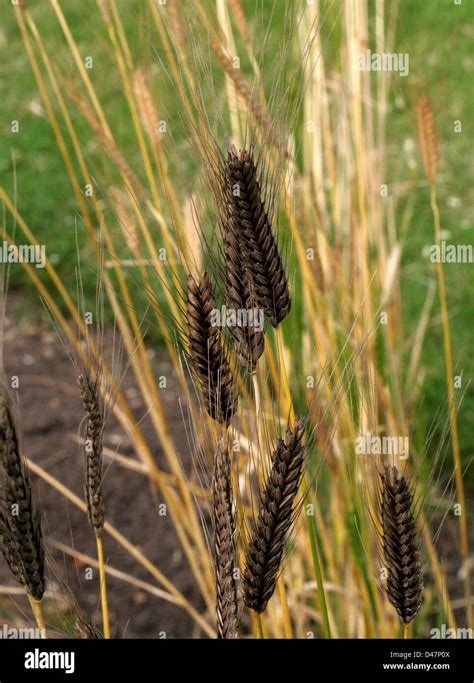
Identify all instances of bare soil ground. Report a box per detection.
[0,294,205,638]
[0,295,470,638]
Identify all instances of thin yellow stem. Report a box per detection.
[96,534,111,639]
[27,596,46,638]
[251,371,263,479]
[251,372,261,436]
[431,183,471,626]
[403,623,409,639]
[253,611,264,639]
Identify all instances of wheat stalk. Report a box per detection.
[77,371,110,638]
[416,94,471,626]
[243,417,305,614]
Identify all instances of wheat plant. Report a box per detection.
[0,0,470,640]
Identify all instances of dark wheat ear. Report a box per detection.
[243,417,305,613]
[223,217,265,372]
[0,394,45,600]
[186,272,238,424]
[380,466,423,625]
[223,146,291,328]
[213,439,239,639]
[77,372,105,535]
[0,508,25,586]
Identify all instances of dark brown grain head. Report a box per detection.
[0,508,25,586]
[213,439,239,638]
[77,372,105,535]
[186,272,238,424]
[243,417,305,613]
[223,146,291,328]
[222,217,264,372]
[380,465,423,624]
[0,393,45,600]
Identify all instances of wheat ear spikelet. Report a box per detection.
[167,0,186,50]
[77,371,110,638]
[0,508,27,586]
[380,466,423,625]
[186,272,238,424]
[243,418,305,613]
[77,372,105,535]
[416,96,439,185]
[227,0,250,46]
[213,439,239,638]
[0,394,45,600]
[224,146,291,328]
[133,68,164,148]
[223,215,265,371]
[97,0,111,24]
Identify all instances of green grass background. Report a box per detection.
[0,1,473,489]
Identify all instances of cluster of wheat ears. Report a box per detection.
[0,1,471,639]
